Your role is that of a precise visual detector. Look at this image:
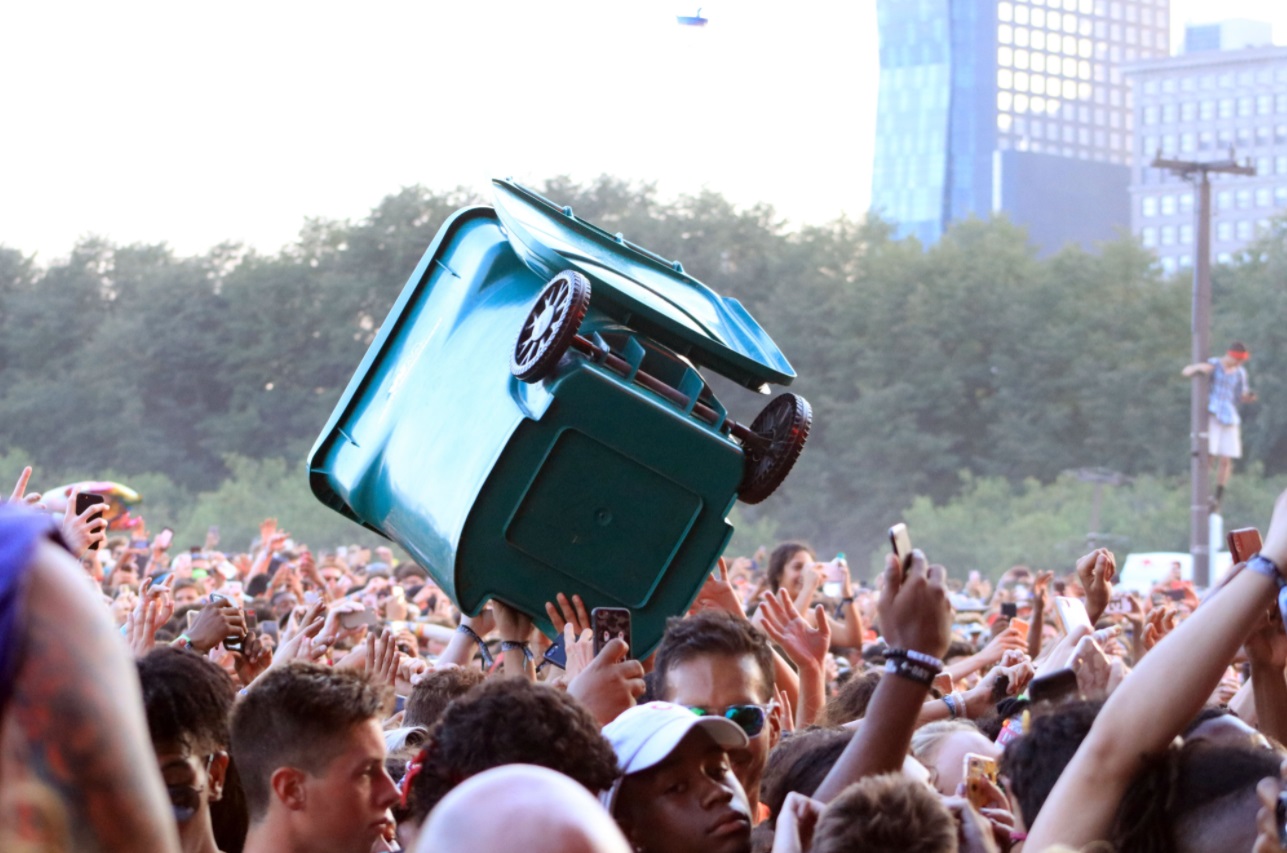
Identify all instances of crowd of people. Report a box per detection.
[5,463,1287,853]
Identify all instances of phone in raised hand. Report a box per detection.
[888,523,912,576]
[591,607,631,656]
[75,492,107,551]
[1054,596,1093,635]
[1228,527,1263,565]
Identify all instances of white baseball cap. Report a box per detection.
[600,701,748,813]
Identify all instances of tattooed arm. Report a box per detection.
[2,538,180,853]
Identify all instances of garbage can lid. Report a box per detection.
[493,179,796,390]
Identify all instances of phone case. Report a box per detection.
[1054,596,1092,634]
[591,607,632,656]
[963,753,999,810]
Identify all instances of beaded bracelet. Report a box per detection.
[885,657,940,687]
[884,647,946,671]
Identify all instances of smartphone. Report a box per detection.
[1228,527,1263,564]
[1028,668,1080,704]
[339,609,379,630]
[963,753,999,810]
[542,632,568,670]
[186,610,199,631]
[1010,618,1030,643]
[210,594,245,653]
[888,523,912,574]
[1000,602,1018,619]
[75,493,107,550]
[1054,596,1093,634]
[1165,588,1187,602]
[154,528,173,551]
[261,619,280,643]
[591,607,632,656]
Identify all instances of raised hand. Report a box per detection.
[544,591,591,636]
[61,491,108,558]
[232,632,274,687]
[492,598,533,643]
[978,625,1028,665]
[186,599,246,653]
[1142,605,1179,651]
[1071,636,1113,701]
[879,550,952,660]
[566,636,646,726]
[760,589,831,670]
[1075,548,1117,624]
[563,623,596,680]
[9,466,43,508]
[771,792,824,853]
[692,558,749,620]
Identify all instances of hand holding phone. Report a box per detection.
[889,523,912,575]
[591,607,631,656]
[963,753,1000,810]
[74,492,107,551]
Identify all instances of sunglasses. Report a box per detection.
[166,754,214,823]
[685,703,775,738]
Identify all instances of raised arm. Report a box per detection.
[1182,362,1214,378]
[1026,488,1287,850]
[813,550,951,802]
[5,537,180,853]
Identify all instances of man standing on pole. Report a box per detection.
[1182,341,1257,513]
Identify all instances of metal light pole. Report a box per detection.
[1151,152,1255,586]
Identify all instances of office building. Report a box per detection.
[1126,27,1287,273]
[872,0,1170,253]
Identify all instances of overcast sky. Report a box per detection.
[3,1,1285,263]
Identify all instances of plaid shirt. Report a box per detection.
[1207,357,1249,426]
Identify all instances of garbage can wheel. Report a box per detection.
[511,270,592,382]
[738,392,812,505]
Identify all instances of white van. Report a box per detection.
[1117,551,1235,594]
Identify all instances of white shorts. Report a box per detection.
[1209,420,1242,458]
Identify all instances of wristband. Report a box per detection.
[942,691,964,719]
[884,647,945,670]
[172,634,196,653]
[1247,554,1287,627]
[1247,554,1286,586]
[500,640,535,662]
[885,657,940,687]
[457,624,494,667]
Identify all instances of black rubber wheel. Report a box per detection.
[511,270,591,382]
[738,393,812,504]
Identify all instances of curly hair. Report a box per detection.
[137,646,235,752]
[654,611,775,702]
[761,727,854,826]
[230,663,388,822]
[403,677,619,825]
[811,772,958,853]
[766,542,814,594]
[403,666,485,730]
[1001,700,1101,827]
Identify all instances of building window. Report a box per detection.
[1216,221,1233,241]
[1238,97,1254,117]
[1161,225,1176,246]
[1258,94,1273,115]
[1217,191,1233,211]
[1180,193,1194,214]
[1180,133,1195,152]
[1237,189,1251,210]
[1015,3,1029,24]
[1219,99,1234,118]
[1257,187,1272,207]
[1142,196,1158,217]
[1016,49,1030,69]
[1181,102,1196,121]
[1180,224,1193,244]
[1236,220,1253,240]
[1000,1,1013,21]
[1277,186,1287,206]
[1161,195,1176,215]
[1142,227,1157,247]
[1161,257,1176,274]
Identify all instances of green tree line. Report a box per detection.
[3,177,1284,573]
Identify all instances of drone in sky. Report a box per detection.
[676,7,708,26]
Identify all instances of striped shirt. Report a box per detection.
[1207,357,1249,426]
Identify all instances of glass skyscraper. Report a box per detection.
[872,0,1170,249]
